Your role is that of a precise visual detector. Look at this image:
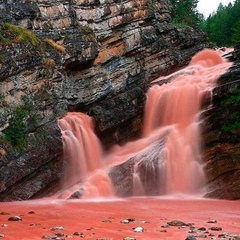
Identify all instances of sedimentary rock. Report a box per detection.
[202,43,240,199]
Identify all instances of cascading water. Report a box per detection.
[57,112,114,199]
[57,49,232,199]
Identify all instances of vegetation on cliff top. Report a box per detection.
[170,0,203,27]
[200,0,240,46]
[170,0,240,46]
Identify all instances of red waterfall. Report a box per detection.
[57,49,232,198]
[57,112,113,199]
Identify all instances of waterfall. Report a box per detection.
[57,49,232,199]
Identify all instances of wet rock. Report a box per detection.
[186,236,197,240]
[102,219,112,223]
[188,226,197,233]
[68,189,84,199]
[209,227,222,231]
[218,234,228,238]
[0,234,4,238]
[96,238,112,240]
[133,226,144,232]
[73,232,84,237]
[86,227,94,231]
[0,212,10,215]
[229,235,240,240]
[121,218,136,224]
[198,227,207,231]
[141,220,150,223]
[42,236,59,239]
[51,226,64,231]
[196,234,207,238]
[55,233,65,237]
[208,233,215,237]
[109,139,167,197]
[167,220,189,227]
[207,220,217,223]
[8,216,22,221]
[65,235,74,239]
[161,224,170,228]
[28,211,35,214]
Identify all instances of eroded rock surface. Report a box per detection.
[202,43,240,199]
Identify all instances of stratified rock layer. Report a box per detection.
[202,44,240,200]
[0,0,210,200]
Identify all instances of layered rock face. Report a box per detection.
[0,0,210,201]
[202,45,240,200]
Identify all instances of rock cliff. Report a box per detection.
[0,0,210,201]
[202,44,240,200]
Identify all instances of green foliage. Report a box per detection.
[232,20,240,44]
[0,23,40,46]
[221,88,240,132]
[222,122,240,132]
[3,96,39,147]
[3,106,27,147]
[221,88,240,103]
[147,0,155,13]
[200,0,240,46]
[170,0,201,27]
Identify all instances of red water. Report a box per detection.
[0,198,239,240]
[142,49,232,194]
[57,113,113,199]
[57,49,232,198]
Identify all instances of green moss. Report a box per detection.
[78,24,93,33]
[0,23,40,46]
[221,88,240,103]
[222,122,240,132]
[221,110,240,132]
[147,0,155,14]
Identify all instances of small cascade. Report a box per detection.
[57,49,232,199]
[57,112,114,199]
[133,164,145,196]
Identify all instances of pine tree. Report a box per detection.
[170,0,201,26]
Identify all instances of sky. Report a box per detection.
[197,0,235,17]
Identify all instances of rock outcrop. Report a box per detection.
[202,43,240,200]
[0,0,210,201]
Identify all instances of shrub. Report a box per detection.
[3,106,27,146]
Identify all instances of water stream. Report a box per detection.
[57,49,232,199]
